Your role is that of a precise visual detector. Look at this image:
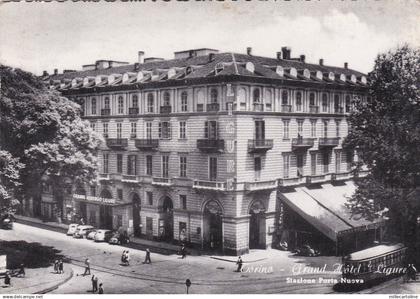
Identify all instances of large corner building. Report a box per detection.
[39,47,382,255]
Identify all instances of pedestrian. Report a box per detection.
[181,244,187,259]
[125,251,130,266]
[91,275,98,293]
[98,283,104,294]
[4,272,11,287]
[143,248,152,264]
[121,250,126,264]
[236,256,243,272]
[59,259,64,274]
[83,258,91,276]
[54,259,59,274]
[17,263,25,277]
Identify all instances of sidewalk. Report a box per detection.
[0,265,73,294]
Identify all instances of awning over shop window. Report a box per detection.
[281,181,385,242]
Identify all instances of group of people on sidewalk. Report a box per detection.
[54,259,64,274]
[120,248,152,265]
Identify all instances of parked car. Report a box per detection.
[94,229,113,242]
[73,225,95,238]
[86,229,98,240]
[1,217,13,230]
[294,244,320,257]
[109,232,130,245]
[67,223,79,236]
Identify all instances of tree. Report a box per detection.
[0,65,101,220]
[0,150,24,211]
[344,45,420,261]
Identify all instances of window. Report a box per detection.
[335,150,342,173]
[323,151,329,173]
[309,93,316,106]
[179,121,187,139]
[282,90,288,105]
[345,95,351,113]
[255,120,265,140]
[117,154,123,173]
[159,121,172,139]
[296,92,302,111]
[132,95,138,108]
[162,155,169,178]
[90,186,96,197]
[117,123,122,139]
[127,155,137,175]
[253,88,260,103]
[311,153,317,175]
[180,156,187,177]
[334,95,340,113]
[265,97,272,111]
[297,153,304,177]
[146,122,152,139]
[254,156,261,181]
[117,189,123,201]
[89,210,96,226]
[90,122,96,131]
[104,97,110,109]
[204,121,218,139]
[103,123,108,138]
[103,153,109,173]
[180,195,187,210]
[147,192,153,205]
[283,154,290,178]
[181,91,188,112]
[336,120,340,137]
[297,120,303,137]
[146,155,153,176]
[118,96,124,114]
[210,88,218,103]
[322,94,328,112]
[323,120,328,138]
[131,122,137,138]
[147,93,154,113]
[91,98,97,115]
[346,150,353,171]
[209,157,218,181]
[116,215,123,228]
[310,120,316,137]
[283,120,290,139]
[163,91,171,106]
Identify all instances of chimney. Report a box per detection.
[108,61,113,68]
[276,51,282,60]
[134,63,140,71]
[246,47,252,56]
[281,47,291,60]
[209,53,215,62]
[138,51,145,64]
[54,68,58,75]
[344,62,348,69]
[42,70,49,76]
[300,55,306,63]
[319,58,324,66]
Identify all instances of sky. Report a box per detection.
[0,0,418,75]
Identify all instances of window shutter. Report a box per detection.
[158,122,162,139]
[204,121,208,139]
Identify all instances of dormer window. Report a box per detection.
[210,88,218,104]
[253,88,260,103]
[118,96,124,114]
[147,93,154,113]
[163,91,171,106]
[281,90,288,105]
[296,91,302,111]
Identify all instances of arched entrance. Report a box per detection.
[99,189,113,230]
[159,196,173,241]
[203,200,223,251]
[132,193,141,237]
[249,200,266,249]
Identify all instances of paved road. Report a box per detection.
[3,223,415,294]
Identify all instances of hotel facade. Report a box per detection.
[40,47,378,255]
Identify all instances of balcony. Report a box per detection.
[331,172,352,181]
[106,138,128,149]
[135,139,159,150]
[193,180,226,191]
[152,177,173,186]
[101,108,111,116]
[98,173,110,181]
[160,105,172,114]
[248,139,274,153]
[207,103,220,112]
[306,174,330,184]
[122,175,140,183]
[309,106,319,113]
[318,137,340,148]
[292,138,314,150]
[278,177,305,187]
[197,139,224,152]
[281,105,292,113]
[128,107,139,115]
[334,106,344,114]
[253,103,264,112]
[245,180,278,192]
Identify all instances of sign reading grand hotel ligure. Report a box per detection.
[73,194,116,205]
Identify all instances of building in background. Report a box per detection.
[41,47,383,255]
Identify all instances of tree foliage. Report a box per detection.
[344,45,420,246]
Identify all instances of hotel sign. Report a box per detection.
[73,194,116,205]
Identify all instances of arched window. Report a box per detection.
[296,92,302,111]
[309,93,315,106]
[163,91,171,106]
[322,93,328,112]
[118,96,124,114]
[147,93,154,113]
[253,88,260,103]
[210,88,218,104]
[181,91,188,112]
[282,90,288,105]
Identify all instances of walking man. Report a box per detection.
[236,256,243,272]
[91,275,98,293]
[4,272,11,287]
[83,258,91,276]
[125,251,130,266]
[54,260,59,273]
[143,248,152,264]
[181,244,187,259]
[98,283,104,294]
[59,259,64,274]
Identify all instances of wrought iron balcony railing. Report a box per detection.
[106,138,128,149]
[160,105,172,114]
[206,103,220,112]
[101,108,111,116]
[248,139,274,153]
[318,137,340,148]
[135,139,159,150]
